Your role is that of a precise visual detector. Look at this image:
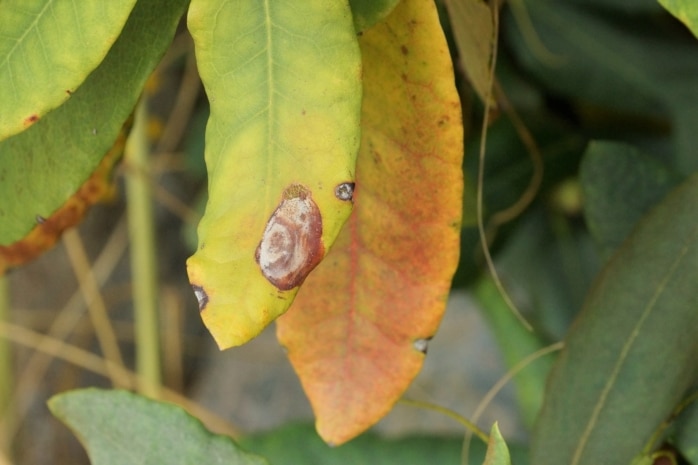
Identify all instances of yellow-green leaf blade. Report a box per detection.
[0,0,137,140]
[659,0,698,39]
[187,0,362,349]
[277,0,463,445]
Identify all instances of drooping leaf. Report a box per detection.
[186,0,362,349]
[0,0,188,273]
[580,141,680,259]
[482,423,512,465]
[0,0,137,140]
[659,0,698,39]
[48,389,268,465]
[276,0,463,445]
[240,423,531,465]
[349,0,401,32]
[531,173,698,465]
[444,0,495,104]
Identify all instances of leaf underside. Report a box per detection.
[49,389,268,465]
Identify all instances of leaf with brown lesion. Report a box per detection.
[276,0,464,445]
[0,132,125,274]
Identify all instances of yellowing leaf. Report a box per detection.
[186,1,362,349]
[276,0,463,445]
[0,132,124,274]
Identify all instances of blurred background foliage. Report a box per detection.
[3,0,698,463]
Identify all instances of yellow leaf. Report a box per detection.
[186,0,362,348]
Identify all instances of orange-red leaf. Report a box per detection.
[276,0,463,445]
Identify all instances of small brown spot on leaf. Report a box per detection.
[24,114,39,126]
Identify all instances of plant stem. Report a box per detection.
[125,99,162,398]
[0,274,11,458]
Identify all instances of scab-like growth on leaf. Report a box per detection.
[413,338,430,354]
[24,114,39,126]
[191,285,209,311]
[335,182,355,201]
[255,184,324,291]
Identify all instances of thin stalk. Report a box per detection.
[0,275,11,458]
[125,99,162,398]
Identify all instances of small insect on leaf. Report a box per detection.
[255,184,324,291]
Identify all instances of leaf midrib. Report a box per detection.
[571,236,694,465]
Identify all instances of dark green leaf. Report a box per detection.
[580,141,680,259]
[349,0,400,32]
[49,389,268,465]
[531,173,698,465]
[240,423,529,465]
[504,0,698,174]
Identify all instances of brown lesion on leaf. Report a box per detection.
[255,183,325,291]
[0,130,127,274]
[24,114,39,126]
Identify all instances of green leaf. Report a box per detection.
[504,0,698,174]
[482,423,512,465]
[531,173,698,465]
[0,0,137,140]
[349,0,400,32]
[580,141,680,259]
[473,276,555,429]
[659,0,698,39]
[186,0,362,348]
[0,0,188,265]
[674,400,698,464]
[49,389,268,465]
[240,423,530,465]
